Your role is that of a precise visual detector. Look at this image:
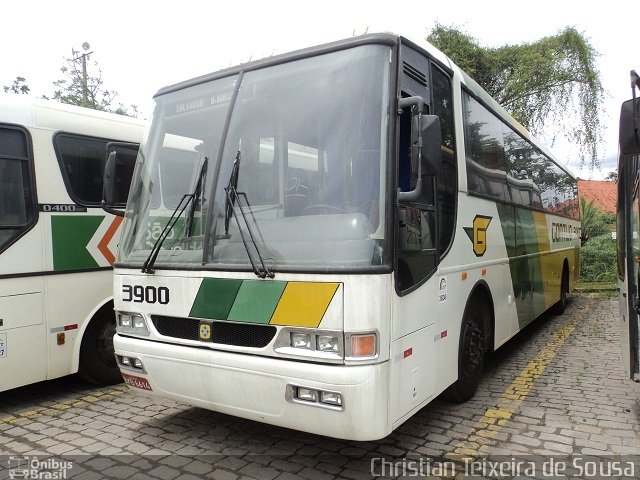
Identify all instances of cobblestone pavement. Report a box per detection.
[1,295,639,479]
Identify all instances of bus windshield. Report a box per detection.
[119,45,391,272]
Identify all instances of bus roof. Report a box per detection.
[0,94,145,142]
[151,32,575,180]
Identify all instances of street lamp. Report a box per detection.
[73,42,93,104]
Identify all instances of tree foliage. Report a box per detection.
[427,24,604,169]
[3,76,30,94]
[45,48,138,117]
[580,196,615,245]
[579,197,616,282]
[580,234,616,282]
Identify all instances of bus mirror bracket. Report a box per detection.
[397,96,442,202]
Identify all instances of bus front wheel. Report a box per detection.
[444,297,487,403]
[78,308,122,386]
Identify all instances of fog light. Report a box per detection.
[317,335,339,353]
[320,391,342,407]
[296,387,318,402]
[291,332,312,349]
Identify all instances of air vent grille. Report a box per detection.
[403,62,428,87]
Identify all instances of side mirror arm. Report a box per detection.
[397,96,425,203]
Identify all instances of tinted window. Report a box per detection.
[463,92,508,201]
[463,91,578,219]
[432,66,456,256]
[0,127,36,250]
[55,134,112,205]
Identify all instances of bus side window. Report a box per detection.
[55,133,111,205]
[0,126,35,252]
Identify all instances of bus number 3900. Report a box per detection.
[122,285,170,304]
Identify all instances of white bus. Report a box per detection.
[616,72,640,382]
[0,95,143,391]
[105,34,580,440]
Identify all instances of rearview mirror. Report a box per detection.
[397,95,443,203]
[620,98,640,156]
[102,142,139,216]
[421,115,442,176]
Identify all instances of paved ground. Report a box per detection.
[1,295,639,479]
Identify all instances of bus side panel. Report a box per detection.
[0,128,49,391]
[618,155,640,381]
[0,127,47,390]
[43,270,114,379]
[389,323,436,424]
[0,280,46,391]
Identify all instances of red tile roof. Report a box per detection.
[577,179,617,214]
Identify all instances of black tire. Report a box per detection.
[78,311,122,386]
[443,297,486,403]
[551,265,569,315]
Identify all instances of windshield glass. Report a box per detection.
[119,44,391,271]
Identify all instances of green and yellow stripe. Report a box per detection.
[496,204,572,327]
[189,278,339,328]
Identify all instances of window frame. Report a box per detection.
[53,132,124,207]
[462,87,578,220]
[394,51,457,295]
[0,124,38,255]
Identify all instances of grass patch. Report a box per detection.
[575,281,618,298]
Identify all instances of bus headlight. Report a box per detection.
[290,332,312,349]
[274,328,344,362]
[317,335,339,353]
[116,312,149,336]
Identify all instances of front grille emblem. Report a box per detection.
[199,322,212,340]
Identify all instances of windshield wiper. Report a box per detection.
[141,156,208,274]
[224,149,274,279]
[186,156,208,237]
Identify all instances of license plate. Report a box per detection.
[121,372,153,391]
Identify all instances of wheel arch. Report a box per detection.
[70,296,115,373]
[465,280,496,352]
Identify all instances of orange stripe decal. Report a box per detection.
[98,216,123,265]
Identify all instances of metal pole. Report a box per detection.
[82,53,88,104]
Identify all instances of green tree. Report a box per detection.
[579,197,616,282]
[580,197,614,245]
[46,47,138,117]
[427,24,604,169]
[3,76,30,94]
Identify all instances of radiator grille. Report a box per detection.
[151,316,277,348]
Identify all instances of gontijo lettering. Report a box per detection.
[551,221,580,243]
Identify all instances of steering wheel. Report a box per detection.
[301,204,346,215]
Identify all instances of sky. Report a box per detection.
[2,0,633,179]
